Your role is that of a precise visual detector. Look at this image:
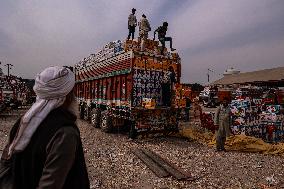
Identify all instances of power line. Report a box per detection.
[5,63,13,76]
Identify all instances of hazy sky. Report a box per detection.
[0,0,284,83]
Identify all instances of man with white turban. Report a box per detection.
[0,66,90,189]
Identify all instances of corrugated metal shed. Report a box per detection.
[212,67,284,85]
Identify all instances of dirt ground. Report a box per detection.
[1,108,284,189]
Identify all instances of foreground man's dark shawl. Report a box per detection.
[2,107,90,189]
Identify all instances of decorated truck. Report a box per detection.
[74,39,188,138]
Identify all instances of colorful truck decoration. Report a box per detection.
[74,39,186,138]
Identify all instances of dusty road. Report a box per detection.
[1,108,284,188]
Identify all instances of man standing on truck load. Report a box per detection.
[127,8,137,40]
[139,14,151,51]
[153,22,176,55]
[0,66,90,189]
[214,97,232,152]
[162,66,176,107]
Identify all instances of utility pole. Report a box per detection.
[207,68,213,83]
[0,61,2,76]
[207,68,221,83]
[5,63,13,76]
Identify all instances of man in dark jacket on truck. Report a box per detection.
[127,8,137,40]
[0,66,90,189]
[153,22,176,55]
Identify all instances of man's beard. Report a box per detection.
[67,99,79,116]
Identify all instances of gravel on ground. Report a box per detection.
[1,108,284,189]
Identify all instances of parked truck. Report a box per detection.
[74,39,187,138]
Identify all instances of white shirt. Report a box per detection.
[139,17,151,32]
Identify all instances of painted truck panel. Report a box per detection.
[75,50,180,107]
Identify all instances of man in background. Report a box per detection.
[214,97,232,152]
[191,98,202,125]
[127,8,137,40]
[138,14,151,51]
[162,66,176,107]
[1,66,90,189]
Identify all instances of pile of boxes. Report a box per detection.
[142,98,156,109]
[75,38,180,71]
[230,98,284,142]
[132,68,163,107]
[230,99,263,137]
[75,40,124,70]
[199,89,284,142]
[260,105,284,142]
[201,112,216,132]
[174,84,191,108]
[124,39,175,58]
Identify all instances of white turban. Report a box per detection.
[9,66,75,155]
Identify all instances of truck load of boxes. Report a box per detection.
[201,86,284,143]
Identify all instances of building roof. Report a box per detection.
[212,67,284,85]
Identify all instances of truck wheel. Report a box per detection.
[84,106,90,121]
[79,104,85,119]
[129,122,137,139]
[91,109,101,128]
[101,111,113,133]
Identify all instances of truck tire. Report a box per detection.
[101,110,113,133]
[128,122,137,139]
[84,106,90,121]
[91,109,101,128]
[79,104,85,119]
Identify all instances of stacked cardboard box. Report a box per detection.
[142,98,156,109]
[230,99,284,142]
[75,40,124,70]
[123,39,176,58]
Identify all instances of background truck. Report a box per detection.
[74,39,187,138]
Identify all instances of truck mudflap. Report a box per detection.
[131,107,179,133]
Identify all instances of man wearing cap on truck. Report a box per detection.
[138,14,151,51]
[127,8,137,40]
